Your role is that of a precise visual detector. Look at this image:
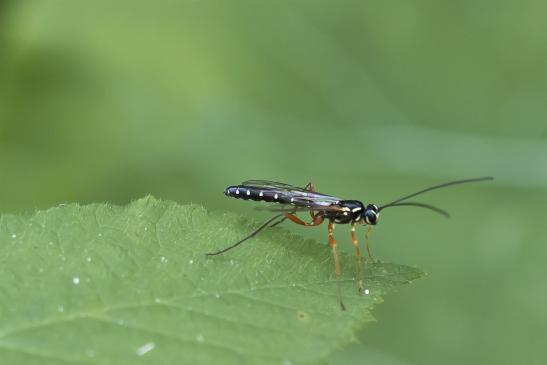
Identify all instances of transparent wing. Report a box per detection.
[255,204,345,213]
[241,180,309,192]
[242,179,344,210]
[242,180,342,200]
[289,193,343,206]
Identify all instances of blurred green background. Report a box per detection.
[1,1,546,364]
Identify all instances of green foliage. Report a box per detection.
[0,197,422,364]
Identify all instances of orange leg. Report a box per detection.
[328,220,345,310]
[328,221,341,277]
[351,223,363,294]
[271,181,317,228]
[303,181,317,220]
[303,181,316,192]
[365,226,374,262]
[283,212,324,226]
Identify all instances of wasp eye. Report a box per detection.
[366,204,379,213]
[365,210,378,225]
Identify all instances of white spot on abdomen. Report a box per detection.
[274,194,278,199]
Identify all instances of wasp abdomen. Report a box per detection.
[225,185,291,204]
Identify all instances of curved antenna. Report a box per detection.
[379,202,450,218]
[381,176,493,208]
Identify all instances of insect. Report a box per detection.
[207,177,493,309]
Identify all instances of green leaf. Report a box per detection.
[0,197,423,365]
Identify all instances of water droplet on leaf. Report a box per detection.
[136,342,155,356]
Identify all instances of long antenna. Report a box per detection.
[380,176,493,209]
[380,202,450,218]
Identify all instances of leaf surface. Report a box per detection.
[0,197,423,364]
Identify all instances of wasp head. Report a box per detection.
[363,204,379,225]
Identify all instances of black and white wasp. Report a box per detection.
[208,177,493,309]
